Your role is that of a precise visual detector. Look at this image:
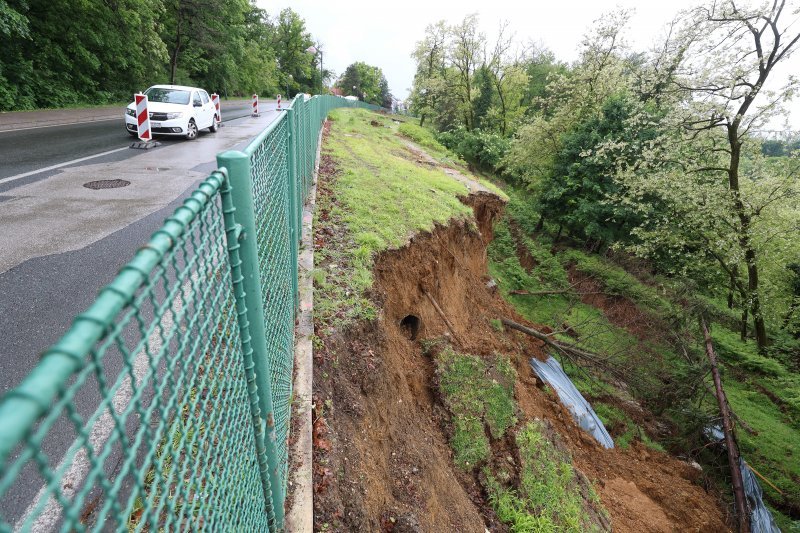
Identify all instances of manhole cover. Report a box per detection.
[83,179,131,190]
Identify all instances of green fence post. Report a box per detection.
[285,109,300,312]
[216,151,286,530]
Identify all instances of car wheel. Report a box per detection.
[209,115,219,132]
[185,119,198,140]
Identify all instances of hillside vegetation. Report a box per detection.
[405,5,799,528]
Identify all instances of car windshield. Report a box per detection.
[144,88,190,105]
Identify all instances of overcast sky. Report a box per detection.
[260,0,800,130]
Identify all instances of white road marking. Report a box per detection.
[0,147,131,186]
[0,117,121,134]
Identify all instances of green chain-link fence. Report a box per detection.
[0,94,379,532]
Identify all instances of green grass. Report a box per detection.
[724,376,800,510]
[559,249,677,318]
[314,109,473,325]
[593,402,664,452]
[491,183,800,521]
[713,325,800,515]
[486,420,606,532]
[435,347,517,469]
[398,121,447,153]
[397,120,509,199]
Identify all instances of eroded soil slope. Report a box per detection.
[311,117,730,532]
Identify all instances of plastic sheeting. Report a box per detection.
[704,425,781,531]
[529,356,614,449]
[740,458,781,533]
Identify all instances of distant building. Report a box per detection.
[330,87,344,97]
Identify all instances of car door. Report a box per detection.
[200,90,214,128]
[191,91,204,126]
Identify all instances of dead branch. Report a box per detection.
[701,318,750,533]
[509,289,611,297]
[423,289,464,347]
[499,317,627,383]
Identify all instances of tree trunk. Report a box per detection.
[728,127,767,351]
[170,11,182,85]
[741,307,749,341]
[420,113,426,127]
[496,81,507,136]
[534,214,544,232]
[746,250,768,349]
[701,318,750,533]
[783,300,798,329]
[728,271,736,309]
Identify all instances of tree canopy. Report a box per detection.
[0,3,345,109]
[336,61,392,107]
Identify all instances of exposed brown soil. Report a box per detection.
[311,122,731,532]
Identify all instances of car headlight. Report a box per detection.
[126,108,136,117]
[165,112,183,119]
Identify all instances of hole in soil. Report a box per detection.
[400,314,421,341]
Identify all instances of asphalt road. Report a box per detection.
[0,102,255,181]
[0,102,283,526]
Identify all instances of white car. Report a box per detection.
[125,85,219,140]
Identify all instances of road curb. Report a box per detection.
[285,121,324,532]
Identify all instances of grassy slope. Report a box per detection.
[430,343,607,532]
[314,109,471,327]
[490,185,800,529]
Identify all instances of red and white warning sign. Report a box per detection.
[252,93,259,117]
[277,94,281,111]
[135,93,151,142]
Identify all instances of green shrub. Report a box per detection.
[437,127,510,172]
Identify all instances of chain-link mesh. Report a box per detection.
[248,118,294,484]
[0,95,381,532]
[0,176,269,532]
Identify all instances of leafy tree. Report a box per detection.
[0,0,167,109]
[472,65,493,129]
[0,0,28,38]
[520,45,566,115]
[653,0,800,350]
[409,21,447,127]
[448,13,484,130]
[270,7,316,96]
[0,0,314,110]
[538,93,659,249]
[502,10,632,187]
[336,62,390,107]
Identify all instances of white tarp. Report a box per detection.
[529,356,614,449]
[740,458,781,533]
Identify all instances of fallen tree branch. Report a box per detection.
[499,317,627,383]
[745,462,784,496]
[423,289,464,347]
[701,318,750,533]
[509,289,614,297]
